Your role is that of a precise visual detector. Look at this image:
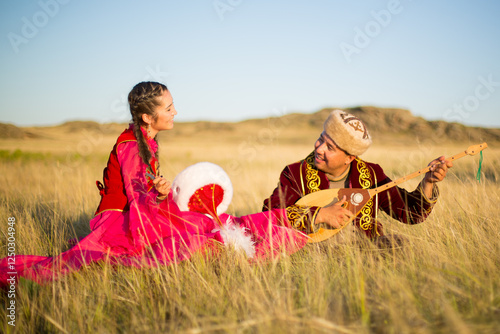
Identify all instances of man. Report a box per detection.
[262,110,452,242]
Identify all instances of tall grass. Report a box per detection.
[0,135,499,333]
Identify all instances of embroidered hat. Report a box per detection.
[171,162,233,218]
[323,109,372,156]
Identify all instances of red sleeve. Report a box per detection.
[262,166,301,211]
[262,166,321,234]
[372,164,438,225]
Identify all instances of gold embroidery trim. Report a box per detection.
[359,199,373,230]
[356,158,372,189]
[94,208,124,216]
[305,152,321,193]
[299,161,305,196]
[356,158,374,231]
[286,205,310,232]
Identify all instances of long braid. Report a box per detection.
[128,82,167,165]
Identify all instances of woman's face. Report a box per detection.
[150,89,177,134]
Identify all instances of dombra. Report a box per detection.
[296,142,489,243]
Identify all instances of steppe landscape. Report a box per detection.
[1,107,499,333]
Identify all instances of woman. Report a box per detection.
[0,82,307,287]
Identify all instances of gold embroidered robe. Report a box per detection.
[262,152,438,238]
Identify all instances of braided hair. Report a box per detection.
[128,81,168,166]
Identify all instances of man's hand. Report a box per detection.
[422,156,453,198]
[315,196,354,229]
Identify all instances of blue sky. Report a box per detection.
[1,0,499,128]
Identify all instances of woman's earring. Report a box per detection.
[147,125,152,139]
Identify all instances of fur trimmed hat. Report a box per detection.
[171,162,233,217]
[172,163,256,258]
[323,110,372,156]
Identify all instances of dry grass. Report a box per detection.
[0,124,499,333]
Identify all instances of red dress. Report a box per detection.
[0,126,307,287]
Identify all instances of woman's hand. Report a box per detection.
[153,176,171,201]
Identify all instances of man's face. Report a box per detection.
[313,131,354,176]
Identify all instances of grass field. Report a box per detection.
[0,122,499,333]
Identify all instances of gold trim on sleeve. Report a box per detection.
[286,205,311,232]
[418,181,439,204]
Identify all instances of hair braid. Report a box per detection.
[128,81,168,165]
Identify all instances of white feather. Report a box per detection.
[212,217,256,258]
